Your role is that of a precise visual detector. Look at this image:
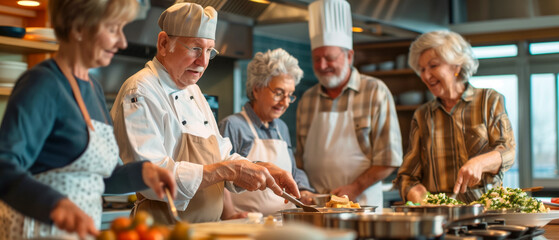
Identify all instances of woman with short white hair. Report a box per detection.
[219,48,315,218]
[394,30,515,204]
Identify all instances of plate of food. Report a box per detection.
[473,187,558,226]
[484,210,559,227]
[472,187,548,213]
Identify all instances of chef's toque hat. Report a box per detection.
[308,0,352,50]
[158,2,217,40]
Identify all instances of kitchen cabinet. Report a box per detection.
[0,5,56,122]
[0,36,58,96]
[354,40,427,151]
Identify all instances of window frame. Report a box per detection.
[474,40,559,188]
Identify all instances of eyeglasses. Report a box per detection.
[267,86,296,103]
[177,42,219,60]
[312,50,344,63]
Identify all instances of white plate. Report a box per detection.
[484,210,559,227]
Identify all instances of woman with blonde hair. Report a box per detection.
[0,0,176,238]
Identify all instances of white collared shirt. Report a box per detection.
[110,57,245,210]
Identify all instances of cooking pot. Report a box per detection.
[280,206,376,227]
[392,204,484,222]
[324,212,447,239]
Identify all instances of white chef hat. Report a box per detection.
[308,0,353,50]
[158,2,217,40]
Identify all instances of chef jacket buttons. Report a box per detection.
[175,95,178,100]
[204,121,208,125]
[190,96,194,100]
[182,120,187,125]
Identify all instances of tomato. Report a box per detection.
[117,230,139,240]
[149,225,170,239]
[140,228,165,240]
[133,211,154,227]
[552,198,559,204]
[97,230,116,240]
[135,223,149,238]
[111,217,132,233]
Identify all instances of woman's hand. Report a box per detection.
[142,161,177,199]
[454,151,502,194]
[299,190,315,205]
[50,198,98,239]
[454,158,484,194]
[406,184,428,203]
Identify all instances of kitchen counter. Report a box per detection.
[543,223,559,238]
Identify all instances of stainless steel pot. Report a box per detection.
[280,206,376,227]
[324,212,447,239]
[392,204,484,222]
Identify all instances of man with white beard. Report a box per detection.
[295,0,402,211]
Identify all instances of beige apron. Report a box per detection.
[0,63,119,239]
[229,111,294,215]
[134,133,224,224]
[303,90,383,212]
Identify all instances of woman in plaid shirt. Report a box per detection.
[394,30,516,204]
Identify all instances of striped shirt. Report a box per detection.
[393,83,516,203]
[295,67,403,169]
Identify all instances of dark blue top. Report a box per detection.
[218,102,315,192]
[0,59,147,224]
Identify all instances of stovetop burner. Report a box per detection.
[356,220,545,240]
[444,219,545,240]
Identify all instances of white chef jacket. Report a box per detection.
[110,57,244,210]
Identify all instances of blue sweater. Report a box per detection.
[0,59,147,224]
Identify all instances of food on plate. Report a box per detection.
[325,195,360,208]
[472,186,549,213]
[421,192,465,205]
[98,211,179,240]
[552,198,559,204]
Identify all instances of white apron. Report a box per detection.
[0,64,119,239]
[303,90,383,211]
[229,111,294,215]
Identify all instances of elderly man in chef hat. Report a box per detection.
[111,2,300,224]
[295,0,403,211]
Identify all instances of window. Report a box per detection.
[529,41,559,55]
[470,75,519,188]
[472,45,518,59]
[530,74,558,178]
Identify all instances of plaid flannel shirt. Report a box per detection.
[393,83,516,203]
[295,67,403,172]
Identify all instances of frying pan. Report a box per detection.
[324,212,447,239]
[392,204,485,222]
[280,206,377,227]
